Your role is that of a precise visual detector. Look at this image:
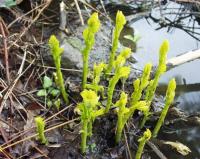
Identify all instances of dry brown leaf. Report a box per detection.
[163,141,191,156]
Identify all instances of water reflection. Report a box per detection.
[127,1,200,158]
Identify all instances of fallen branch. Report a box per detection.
[166,49,200,71]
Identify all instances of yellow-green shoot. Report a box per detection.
[130,63,152,106]
[35,116,47,144]
[135,129,151,159]
[76,90,105,153]
[153,78,176,137]
[106,11,126,74]
[86,62,106,97]
[140,40,169,128]
[105,66,130,113]
[115,92,148,143]
[105,48,131,113]
[48,35,69,104]
[82,13,100,89]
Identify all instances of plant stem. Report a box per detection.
[140,76,160,128]
[140,114,148,129]
[105,75,119,113]
[135,140,145,159]
[152,79,176,137]
[115,114,123,143]
[106,31,118,74]
[57,69,69,104]
[82,49,89,89]
[81,119,88,154]
[135,129,151,159]
[88,120,92,137]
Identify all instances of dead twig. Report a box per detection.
[0,18,10,84]
[1,118,79,150]
[124,129,133,159]
[0,49,34,114]
[74,0,84,25]
[8,0,52,49]
[147,140,167,159]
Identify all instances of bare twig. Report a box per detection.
[1,118,79,150]
[147,140,167,159]
[0,49,34,114]
[74,0,84,25]
[0,18,10,84]
[8,0,52,49]
[124,129,133,159]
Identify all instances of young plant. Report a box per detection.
[105,66,130,113]
[76,90,105,153]
[86,62,106,96]
[82,13,101,89]
[35,116,47,144]
[135,129,151,159]
[106,11,126,74]
[37,75,61,109]
[153,78,176,137]
[48,35,69,104]
[140,40,169,128]
[130,63,152,106]
[115,92,148,143]
[105,48,131,113]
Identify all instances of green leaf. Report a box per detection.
[47,100,53,108]
[0,0,16,8]
[50,89,60,97]
[43,76,52,89]
[37,89,47,97]
[54,99,61,110]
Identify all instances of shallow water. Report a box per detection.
[127,1,200,158]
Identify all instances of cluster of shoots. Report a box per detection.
[105,48,131,113]
[44,10,176,158]
[140,40,170,128]
[48,35,69,104]
[75,90,105,153]
[115,92,148,143]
